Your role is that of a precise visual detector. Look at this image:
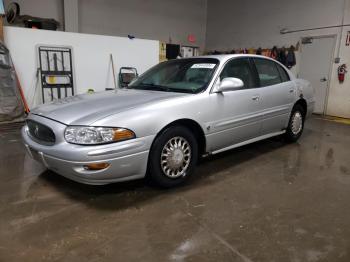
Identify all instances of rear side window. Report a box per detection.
[253,58,282,87]
[276,64,290,82]
[220,58,257,89]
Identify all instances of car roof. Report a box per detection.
[195,54,274,62]
[189,54,295,80]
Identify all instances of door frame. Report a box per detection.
[299,34,336,115]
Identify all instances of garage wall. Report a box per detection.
[78,0,208,51]
[3,0,208,51]
[206,0,350,118]
[206,0,344,50]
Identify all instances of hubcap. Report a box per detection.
[291,111,303,135]
[160,136,191,178]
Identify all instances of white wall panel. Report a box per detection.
[4,27,159,108]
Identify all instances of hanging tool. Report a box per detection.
[110,54,117,89]
[0,16,4,42]
[0,0,4,42]
[14,69,30,113]
[8,51,30,114]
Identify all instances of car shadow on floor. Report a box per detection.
[37,133,306,211]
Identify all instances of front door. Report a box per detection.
[299,36,335,114]
[207,58,263,152]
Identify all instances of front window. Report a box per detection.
[129,58,219,93]
[220,58,258,89]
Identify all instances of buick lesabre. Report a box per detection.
[22,55,314,187]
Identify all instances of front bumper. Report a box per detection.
[22,115,155,185]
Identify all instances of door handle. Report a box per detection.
[252,95,260,101]
[320,77,327,82]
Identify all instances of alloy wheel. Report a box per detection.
[291,111,303,135]
[160,136,192,178]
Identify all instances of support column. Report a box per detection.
[64,0,79,33]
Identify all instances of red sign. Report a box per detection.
[188,34,196,43]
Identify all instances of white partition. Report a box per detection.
[4,27,159,108]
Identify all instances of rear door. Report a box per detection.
[253,58,295,135]
[207,58,263,152]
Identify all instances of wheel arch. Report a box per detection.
[293,98,307,117]
[151,118,207,156]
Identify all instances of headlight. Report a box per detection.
[64,126,135,145]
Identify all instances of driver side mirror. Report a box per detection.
[215,77,244,93]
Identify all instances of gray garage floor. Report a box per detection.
[0,116,350,262]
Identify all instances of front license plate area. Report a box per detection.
[27,146,44,164]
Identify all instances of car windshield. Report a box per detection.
[128,58,219,93]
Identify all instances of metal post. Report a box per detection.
[110,54,117,89]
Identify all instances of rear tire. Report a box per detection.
[284,105,305,143]
[148,126,198,188]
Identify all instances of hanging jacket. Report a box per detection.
[248,48,255,54]
[270,46,278,60]
[286,45,296,69]
[277,47,287,66]
[262,49,270,57]
[256,47,262,55]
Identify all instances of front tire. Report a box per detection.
[148,126,198,188]
[284,105,305,143]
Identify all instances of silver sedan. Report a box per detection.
[22,54,314,187]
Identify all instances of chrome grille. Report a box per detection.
[26,120,55,145]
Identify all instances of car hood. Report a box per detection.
[31,89,187,125]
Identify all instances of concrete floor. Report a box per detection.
[0,117,350,262]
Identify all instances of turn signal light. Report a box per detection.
[84,163,110,171]
[113,128,135,141]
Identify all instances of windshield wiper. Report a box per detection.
[165,87,198,94]
[132,83,169,92]
[130,83,197,93]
